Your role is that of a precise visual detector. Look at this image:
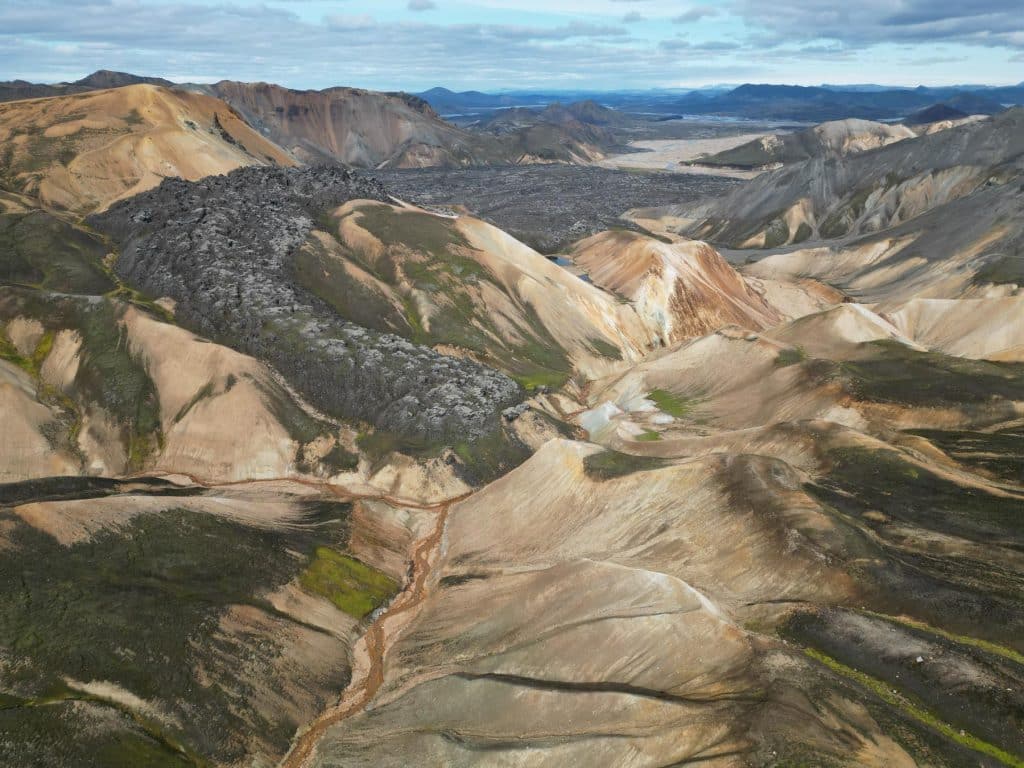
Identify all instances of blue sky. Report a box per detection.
[1,0,1021,91]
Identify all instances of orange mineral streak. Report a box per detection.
[279,488,465,768]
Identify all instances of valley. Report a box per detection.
[0,68,1021,768]
[595,133,773,175]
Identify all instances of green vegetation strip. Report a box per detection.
[804,647,1024,768]
[860,610,1024,667]
[582,449,668,481]
[300,548,398,619]
[0,328,34,375]
[774,346,807,368]
[647,388,694,418]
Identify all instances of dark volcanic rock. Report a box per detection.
[377,165,742,253]
[91,166,522,443]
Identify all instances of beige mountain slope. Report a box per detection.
[0,296,362,484]
[812,117,916,149]
[3,100,1024,768]
[569,229,781,343]
[121,306,319,481]
[206,81,614,168]
[589,309,1023,444]
[300,200,656,387]
[740,186,1022,308]
[302,414,1024,766]
[675,108,1023,258]
[301,440,869,767]
[768,302,922,358]
[916,114,989,135]
[0,360,80,481]
[0,84,293,213]
[884,296,1024,361]
[693,118,917,171]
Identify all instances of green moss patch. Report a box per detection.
[647,388,695,419]
[0,700,198,768]
[0,504,350,764]
[792,221,813,244]
[0,327,34,375]
[292,234,409,335]
[73,301,161,470]
[842,340,1024,407]
[762,217,790,248]
[807,445,1024,546]
[173,380,215,424]
[774,346,807,367]
[252,375,333,447]
[319,442,359,473]
[451,425,533,485]
[588,336,623,361]
[803,647,1024,768]
[0,210,114,294]
[861,610,1024,667]
[973,254,1024,286]
[299,548,398,619]
[582,449,668,481]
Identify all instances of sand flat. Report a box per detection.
[596,134,770,177]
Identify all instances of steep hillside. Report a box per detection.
[683,107,1020,250]
[3,70,1024,768]
[303,200,654,388]
[671,82,1020,121]
[692,118,915,170]
[0,474,429,767]
[477,100,633,160]
[205,81,519,168]
[0,84,293,213]
[91,167,526,449]
[741,169,1024,305]
[0,69,173,103]
[570,230,780,343]
[905,103,970,126]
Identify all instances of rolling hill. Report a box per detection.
[0,83,293,213]
[1,67,1023,768]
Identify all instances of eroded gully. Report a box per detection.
[278,487,466,768]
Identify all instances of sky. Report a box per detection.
[1,0,1022,91]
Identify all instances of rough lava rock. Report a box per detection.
[91,166,522,442]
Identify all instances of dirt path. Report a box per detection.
[278,491,461,768]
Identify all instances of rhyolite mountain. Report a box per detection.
[1,67,1023,768]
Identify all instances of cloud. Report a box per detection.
[408,0,437,9]
[621,11,644,23]
[731,0,1024,50]
[0,0,1016,90]
[0,0,697,89]
[672,7,719,23]
[659,38,742,53]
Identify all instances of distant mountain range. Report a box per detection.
[3,70,1022,145]
[416,82,1023,121]
[0,69,172,101]
[669,83,1018,121]
[0,74,634,179]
